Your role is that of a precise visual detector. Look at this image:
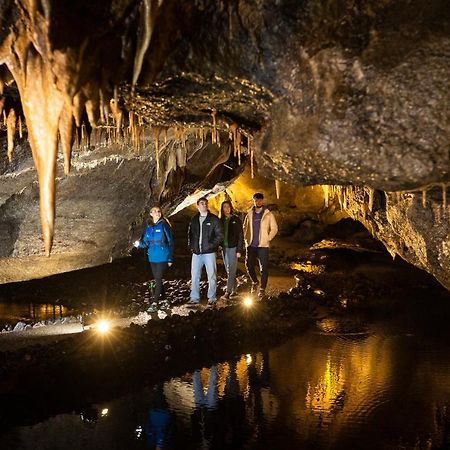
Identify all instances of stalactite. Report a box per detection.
[368,187,374,212]
[422,189,427,208]
[275,180,281,200]
[442,183,447,210]
[343,187,347,209]
[323,185,329,207]
[154,126,161,178]
[2,109,6,126]
[99,90,105,124]
[248,135,254,178]
[132,0,157,87]
[59,102,74,175]
[7,109,16,162]
[18,115,23,138]
[72,92,84,128]
[211,110,218,144]
[0,97,4,118]
[85,97,99,129]
[109,98,123,136]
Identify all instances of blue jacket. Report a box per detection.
[139,219,174,263]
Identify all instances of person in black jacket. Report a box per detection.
[187,197,224,305]
[219,200,244,300]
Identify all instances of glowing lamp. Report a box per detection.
[243,296,253,307]
[97,319,111,334]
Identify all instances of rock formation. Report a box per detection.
[0,1,449,286]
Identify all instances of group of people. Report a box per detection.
[135,192,278,306]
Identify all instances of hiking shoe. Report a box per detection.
[207,298,217,305]
[258,288,266,298]
[187,299,200,306]
[250,283,259,294]
[221,292,231,300]
[229,291,239,299]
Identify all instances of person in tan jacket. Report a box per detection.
[243,192,278,298]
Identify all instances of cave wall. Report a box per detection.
[0,1,448,286]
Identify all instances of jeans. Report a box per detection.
[190,252,217,301]
[245,246,269,289]
[193,365,218,410]
[150,262,168,301]
[222,247,238,293]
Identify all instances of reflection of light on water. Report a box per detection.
[305,352,346,414]
[290,262,324,274]
[317,318,339,334]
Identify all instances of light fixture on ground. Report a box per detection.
[243,296,254,307]
[96,319,111,334]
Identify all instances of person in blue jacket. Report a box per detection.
[135,206,174,303]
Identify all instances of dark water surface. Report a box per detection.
[2,298,450,450]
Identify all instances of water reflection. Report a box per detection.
[4,321,450,449]
[0,302,68,324]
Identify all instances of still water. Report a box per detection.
[2,307,450,450]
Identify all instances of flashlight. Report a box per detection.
[243,296,253,307]
[133,240,140,248]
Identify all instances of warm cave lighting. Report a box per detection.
[96,319,111,334]
[243,296,254,308]
[101,408,109,417]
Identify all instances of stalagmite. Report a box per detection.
[422,189,427,208]
[59,102,74,175]
[6,109,16,162]
[275,180,281,200]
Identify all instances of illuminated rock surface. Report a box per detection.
[0,1,449,285]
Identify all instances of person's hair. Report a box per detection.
[253,192,264,200]
[149,205,168,225]
[220,200,234,218]
[196,197,208,205]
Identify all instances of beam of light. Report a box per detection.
[96,319,111,334]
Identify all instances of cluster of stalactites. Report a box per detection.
[0,0,163,256]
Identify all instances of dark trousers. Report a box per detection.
[150,262,168,301]
[245,246,269,289]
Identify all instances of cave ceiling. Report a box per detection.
[0,0,449,285]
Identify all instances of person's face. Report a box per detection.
[253,197,264,208]
[223,203,231,216]
[150,207,162,222]
[197,200,208,214]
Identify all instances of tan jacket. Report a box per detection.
[243,207,278,248]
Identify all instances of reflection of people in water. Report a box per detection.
[191,365,223,448]
[145,385,174,450]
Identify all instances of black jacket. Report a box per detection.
[220,214,244,253]
[188,212,224,254]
